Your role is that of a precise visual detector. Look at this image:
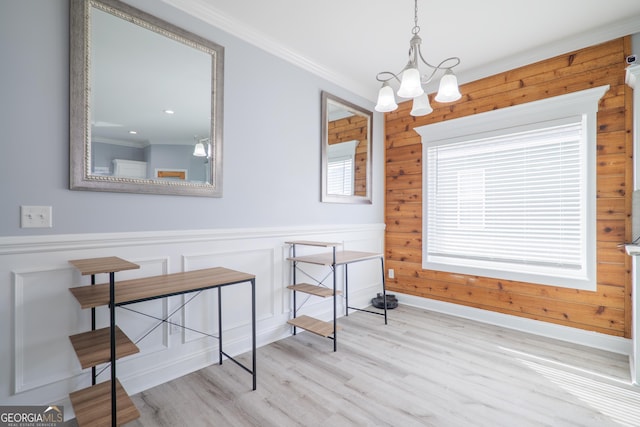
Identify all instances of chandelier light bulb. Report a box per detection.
[397,67,424,98]
[435,69,462,103]
[375,84,398,112]
[193,142,207,157]
[410,93,433,116]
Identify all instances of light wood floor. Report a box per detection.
[68,305,640,426]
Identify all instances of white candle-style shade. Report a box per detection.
[397,67,424,98]
[375,84,398,112]
[410,93,433,116]
[434,69,462,102]
[193,142,207,157]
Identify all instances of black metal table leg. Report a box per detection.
[344,264,349,317]
[91,274,96,386]
[218,286,223,365]
[109,272,116,427]
[251,278,256,390]
[292,244,298,335]
[381,257,388,325]
[332,246,337,352]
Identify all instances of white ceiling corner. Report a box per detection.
[162,0,372,98]
[162,0,640,103]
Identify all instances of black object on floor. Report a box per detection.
[371,293,398,309]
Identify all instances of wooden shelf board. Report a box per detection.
[69,257,140,276]
[285,240,341,248]
[69,379,139,427]
[287,250,382,266]
[69,327,140,369]
[287,315,341,337]
[287,283,341,297]
[69,267,255,309]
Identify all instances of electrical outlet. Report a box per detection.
[21,206,52,228]
[388,269,395,279]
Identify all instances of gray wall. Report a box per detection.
[0,0,384,236]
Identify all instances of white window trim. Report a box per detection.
[415,85,609,290]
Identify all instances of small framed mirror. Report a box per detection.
[321,92,373,204]
[70,0,224,197]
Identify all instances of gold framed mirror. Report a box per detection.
[321,91,372,204]
[69,0,224,197]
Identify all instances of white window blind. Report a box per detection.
[327,157,354,195]
[417,86,607,290]
[426,121,583,271]
[327,140,358,196]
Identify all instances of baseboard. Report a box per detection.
[396,293,632,356]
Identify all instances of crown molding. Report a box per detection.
[162,0,372,99]
[163,0,640,102]
[455,13,640,91]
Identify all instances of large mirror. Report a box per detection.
[70,0,224,197]
[321,92,372,204]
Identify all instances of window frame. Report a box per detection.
[415,85,609,290]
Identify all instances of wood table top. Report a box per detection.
[70,267,255,309]
[69,256,140,275]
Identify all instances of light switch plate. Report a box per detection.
[21,206,52,228]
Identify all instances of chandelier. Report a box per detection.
[193,136,210,157]
[375,0,462,116]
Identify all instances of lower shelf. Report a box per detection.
[69,379,140,427]
[286,283,342,297]
[287,315,342,337]
[69,326,139,369]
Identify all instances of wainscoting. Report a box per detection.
[0,224,385,419]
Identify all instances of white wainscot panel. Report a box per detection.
[345,236,384,253]
[181,289,218,344]
[343,259,382,291]
[182,248,275,344]
[14,267,82,394]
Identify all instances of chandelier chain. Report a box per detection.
[412,0,420,35]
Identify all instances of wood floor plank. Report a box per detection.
[64,305,639,427]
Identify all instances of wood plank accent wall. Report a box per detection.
[328,115,369,196]
[384,37,634,337]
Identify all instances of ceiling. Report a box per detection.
[163,0,640,102]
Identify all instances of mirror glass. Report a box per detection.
[321,92,372,204]
[70,0,224,197]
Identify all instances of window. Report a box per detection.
[415,86,609,290]
[327,157,354,195]
[327,140,359,196]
